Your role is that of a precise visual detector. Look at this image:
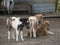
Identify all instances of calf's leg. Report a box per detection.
[8,31,11,39]
[33,28,36,38]
[30,28,33,38]
[16,30,19,41]
[20,31,24,41]
[8,27,11,40]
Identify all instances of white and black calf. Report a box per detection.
[7,17,29,41]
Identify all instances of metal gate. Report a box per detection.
[13,0,56,13]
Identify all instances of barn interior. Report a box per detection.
[0,0,60,45]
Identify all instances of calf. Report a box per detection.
[28,14,43,38]
[36,21,54,36]
[28,16,38,38]
[7,17,29,41]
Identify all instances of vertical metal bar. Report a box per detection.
[55,0,58,12]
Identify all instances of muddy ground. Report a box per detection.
[0,15,60,45]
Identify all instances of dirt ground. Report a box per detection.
[0,15,60,45]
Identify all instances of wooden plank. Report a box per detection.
[13,2,32,11]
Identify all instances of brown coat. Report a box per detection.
[36,21,49,36]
